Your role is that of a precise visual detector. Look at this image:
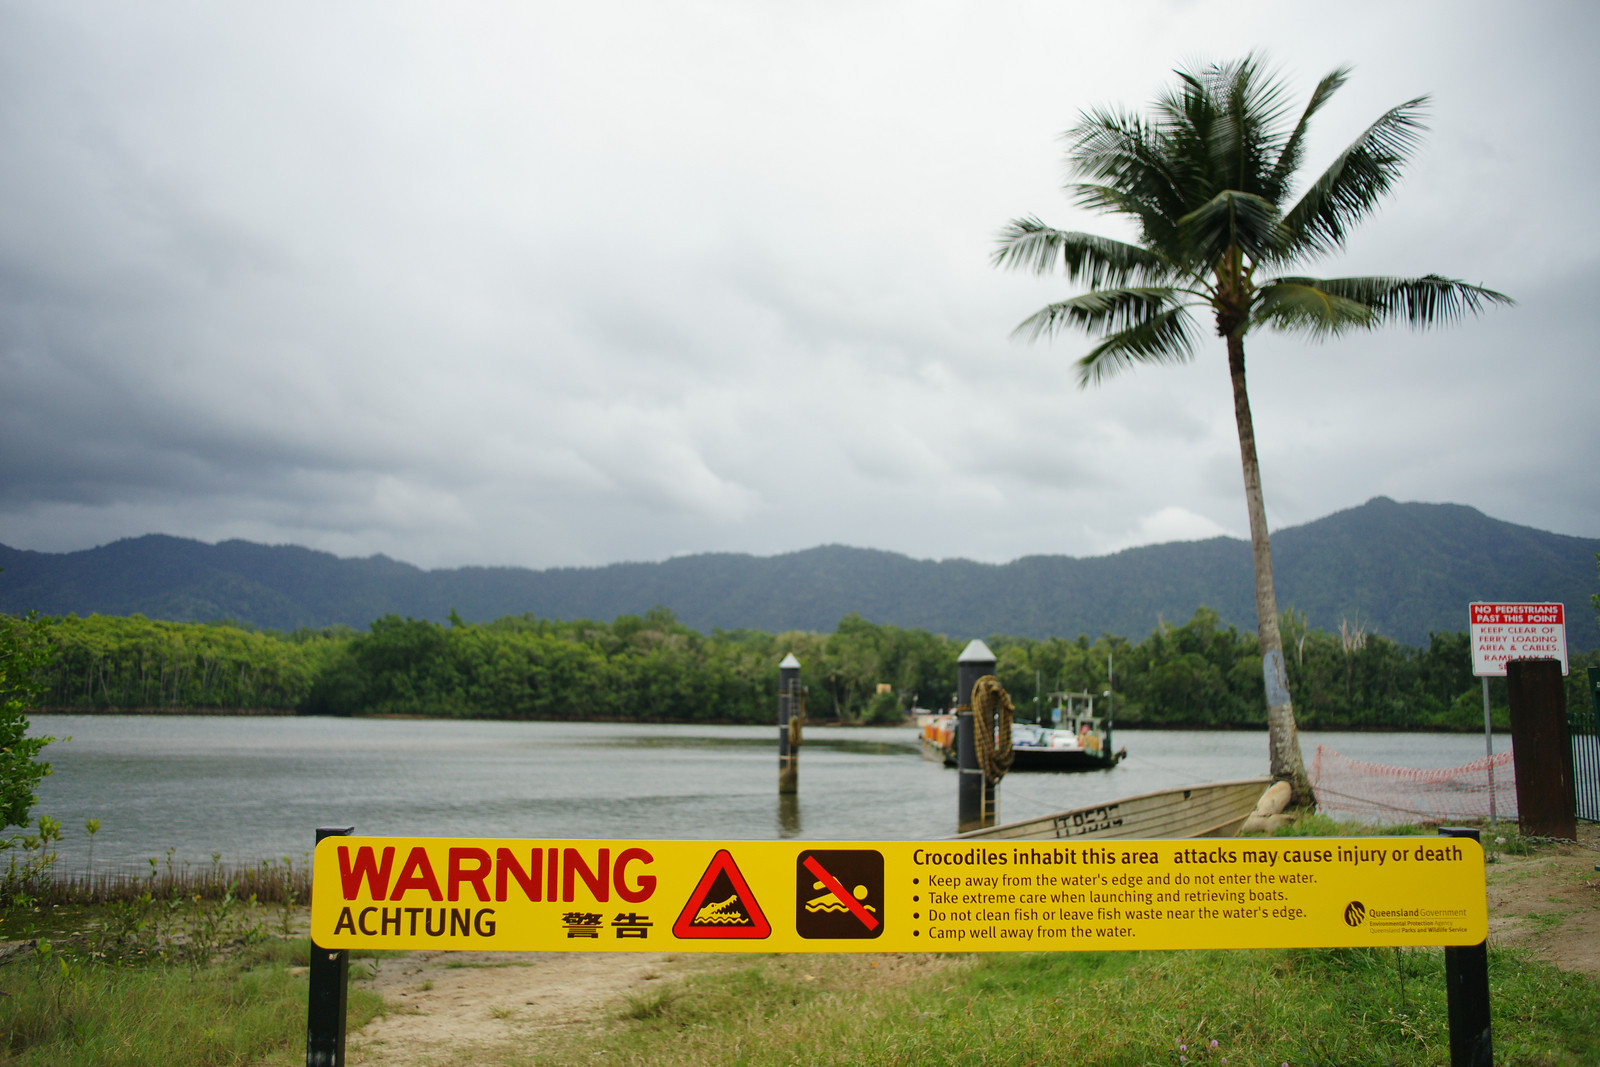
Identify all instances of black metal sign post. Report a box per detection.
[1439,826,1491,1067]
[307,826,354,1067]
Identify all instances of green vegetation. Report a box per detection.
[40,613,347,710]
[0,850,376,1066]
[1,612,61,907]
[1592,551,1600,633]
[990,607,1600,730]
[30,608,1599,729]
[0,930,383,1066]
[1,614,54,830]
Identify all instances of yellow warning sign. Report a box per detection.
[308,836,1486,953]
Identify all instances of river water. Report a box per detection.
[28,715,1502,872]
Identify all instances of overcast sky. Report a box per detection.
[1,1,1594,572]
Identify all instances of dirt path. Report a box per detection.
[340,827,1600,1065]
[1483,823,1600,978]
[344,949,954,1066]
[346,950,702,1066]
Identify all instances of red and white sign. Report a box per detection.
[1469,602,1567,677]
[671,849,771,939]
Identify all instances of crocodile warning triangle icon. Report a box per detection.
[672,849,771,939]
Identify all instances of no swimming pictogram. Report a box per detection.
[796,849,883,939]
[672,850,771,939]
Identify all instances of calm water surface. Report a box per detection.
[30,715,1502,871]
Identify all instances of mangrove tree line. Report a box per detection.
[30,608,1599,730]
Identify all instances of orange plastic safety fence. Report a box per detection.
[1310,744,1518,822]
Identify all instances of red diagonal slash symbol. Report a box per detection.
[802,854,879,931]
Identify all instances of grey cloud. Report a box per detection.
[0,1,1592,573]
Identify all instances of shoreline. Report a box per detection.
[36,705,298,716]
[32,707,1514,733]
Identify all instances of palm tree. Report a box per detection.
[994,56,1511,805]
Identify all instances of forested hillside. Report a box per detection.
[3,498,1597,649]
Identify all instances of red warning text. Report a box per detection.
[337,845,656,903]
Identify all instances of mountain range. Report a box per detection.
[1,497,1596,650]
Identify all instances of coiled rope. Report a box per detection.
[969,674,1014,784]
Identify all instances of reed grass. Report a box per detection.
[8,845,310,910]
[34,855,311,907]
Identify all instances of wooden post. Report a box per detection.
[778,792,801,834]
[956,639,997,834]
[1506,658,1577,839]
[307,826,354,1067]
[1439,826,1492,1067]
[778,654,800,795]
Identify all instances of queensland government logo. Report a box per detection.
[1343,901,1366,927]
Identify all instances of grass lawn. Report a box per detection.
[433,944,1595,1066]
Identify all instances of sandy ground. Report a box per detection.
[335,826,1600,1066]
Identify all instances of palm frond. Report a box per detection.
[1210,55,1294,194]
[1292,275,1516,326]
[1276,97,1430,261]
[1155,55,1292,206]
[1251,280,1375,337]
[1068,107,1168,186]
[1153,76,1231,217]
[1067,109,1192,236]
[1265,67,1350,200]
[1177,189,1286,267]
[1073,306,1200,387]
[1012,287,1185,342]
[991,220,1171,286]
[1195,54,1294,131]
[1069,184,1185,258]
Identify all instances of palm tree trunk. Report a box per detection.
[1225,334,1315,807]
